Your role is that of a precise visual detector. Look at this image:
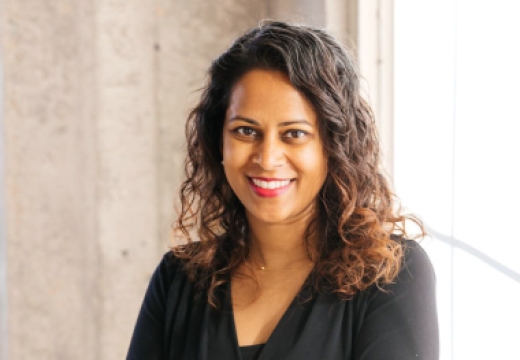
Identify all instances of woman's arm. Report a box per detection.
[126,253,174,360]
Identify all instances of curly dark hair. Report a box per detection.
[173,20,423,307]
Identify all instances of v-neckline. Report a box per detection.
[227,273,313,359]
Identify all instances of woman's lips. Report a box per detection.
[248,177,294,197]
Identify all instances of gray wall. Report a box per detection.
[0,0,8,357]
[0,0,360,359]
[0,1,267,359]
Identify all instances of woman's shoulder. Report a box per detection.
[357,238,434,295]
[352,239,439,358]
[154,242,202,287]
[399,239,436,282]
[363,238,436,302]
[160,241,202,267]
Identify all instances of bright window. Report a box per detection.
[394,1,520,359]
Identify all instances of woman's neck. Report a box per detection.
[246,214,316,270]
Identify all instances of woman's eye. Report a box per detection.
[235,127,257,136]
[284,130,307,139]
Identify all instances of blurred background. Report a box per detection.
[0,0,519,359]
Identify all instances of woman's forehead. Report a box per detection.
[225,69,318,126]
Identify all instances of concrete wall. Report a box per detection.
[0,1,8,356]
[2,2,100,359]
[1,1,266,359]
[0,1,380,359]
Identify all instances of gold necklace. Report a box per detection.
[246,258,314,272]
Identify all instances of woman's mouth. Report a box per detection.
[248,177,294,197]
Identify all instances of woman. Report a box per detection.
[127,21,439,360]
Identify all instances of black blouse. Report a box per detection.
[126,240,439,360]
[240,344,265,360]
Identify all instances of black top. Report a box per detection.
[240,344,265,360]
[126,240,439,360]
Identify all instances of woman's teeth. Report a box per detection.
[251,178,291,189]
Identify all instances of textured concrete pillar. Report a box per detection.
[96,1,159,359]
[267,0,326,27]
[2,1,99,359]
[1,0,268,359]
[0,6,8,356]
[325,0,358,49]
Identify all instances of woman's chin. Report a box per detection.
[246,209,292,225]
[246,206,316,226]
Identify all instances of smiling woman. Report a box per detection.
[222,69,327,225]
[126,21,439,360]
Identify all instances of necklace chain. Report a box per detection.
[246,258,314,272]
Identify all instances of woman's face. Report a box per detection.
[222,69,327,225]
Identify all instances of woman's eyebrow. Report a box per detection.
[278,120,313,127]
[228,116,259,125]
[229,116,313,127]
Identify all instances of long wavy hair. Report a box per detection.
[173,21,423,307]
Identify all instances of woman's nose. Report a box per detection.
[252,137,285,170]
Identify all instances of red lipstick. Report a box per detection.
[248,177,293,198]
